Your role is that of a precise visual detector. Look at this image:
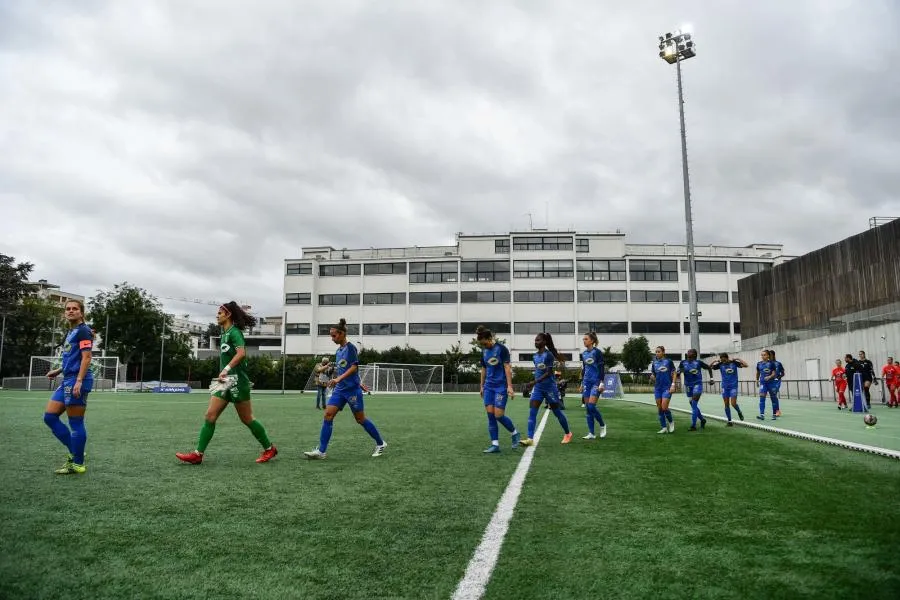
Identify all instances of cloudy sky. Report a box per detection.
[2,0,898,320]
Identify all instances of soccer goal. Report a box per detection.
[27,356,124,392]
[302,362,444,394]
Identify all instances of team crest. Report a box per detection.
[338,359,348,367]
[726,368,734,374]
[487,357,500,366]
[537,362,547,369]
[63,343,72,353]
[658,366,668,372]
[221,343,231,352]
[585,358,595,365]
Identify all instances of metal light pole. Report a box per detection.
[0,313,7,379]
[158,317,166,384]
[103,313,110,357]
[659,28,701,354]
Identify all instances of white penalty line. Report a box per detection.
[452,408,552,600]
[620,397,900,460]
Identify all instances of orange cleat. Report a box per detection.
[561,432,573,444]
[176,451,203,465]
[256,445,278,463]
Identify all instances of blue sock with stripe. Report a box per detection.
[658,409,666,428]
[319,419,334,452]
[43,412,72,453]
[496,415,516,434]
[487,413,499,442]
[551,407,569,434]
[590,403,605,426]
[68,416,86,465]
[724,405,732,422]
[361,419,383,445]
[527,405,539,438]
[585,405,595,434]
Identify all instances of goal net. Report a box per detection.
[303,362,444,394]
[26,356,124,392]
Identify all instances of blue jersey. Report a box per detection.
[652,358,676,388]
[757,360,776,383]
[678,359,710,388]
[532,349,556,389]
[334,342,360,392]
[61,323,94,379]
[717,361,743,387]
[581,347,604,383]
[773,361,785,379]
[481,343,511,388]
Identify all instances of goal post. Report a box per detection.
[27,356,124,392]
[361,363,444,394]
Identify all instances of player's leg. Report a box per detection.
[176,394,229,464]
[347,391,386,456]
[523,391,542,444]
[890,383,898,407]
[863,380,872,408]
[492,392,520,448]
[305,391,345,459]
[483,394,501,453]
[44,389,73,468]
[661,394,674,432]
[722,391,733,423]
[233,395,277,462]
[586,387,606,438]
[729,395,744,421]
[547,391,572,443]
[655,396,667,433]
[64,381,90,472]
[757,383,768,420]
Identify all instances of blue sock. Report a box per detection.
[690,401,698,427]
[68,416,86,465]
[590,404,606,426]
[759,397,766,414]
[43,412,72,453]
[487,413,499,442]
[665,409,673,423]
[551,407,569,434]
[735,404,743,419]
[585,406,595,434]
[361,419,383,445]
[658,409,666,428]
[496,415,516,433]
[528,406,539,438]
[725,405,732,421]
[695,402,704,421]
[771,393,780,413]
[319,419,334,452]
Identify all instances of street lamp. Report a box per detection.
[158,316,167,384]
[658,27,700,354]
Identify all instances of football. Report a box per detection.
[864,413,877,426]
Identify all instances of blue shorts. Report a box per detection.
[771,380,782,392]
[758,382,771,395]
[654,386,672,400]
[483,385,509,409]
[582,380,601,400]
[722,386,738,399]
[685,383,703,398]
[51,376,92,407]
[530,385,560,405]
[327,387,365,413]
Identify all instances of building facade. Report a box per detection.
[28,279,85,307]
[283,231,787,364]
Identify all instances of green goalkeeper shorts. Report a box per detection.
[212,378,252,403]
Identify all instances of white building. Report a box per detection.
[29,279,85,306]
[283,231,788,364]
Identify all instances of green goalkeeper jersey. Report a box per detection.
[220,326,249,381]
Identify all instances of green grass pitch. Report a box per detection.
[1,390,898,599]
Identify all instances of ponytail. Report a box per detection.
[221,301,257,330]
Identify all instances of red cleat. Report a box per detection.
[256,445,278,463]
[176,451,203,464]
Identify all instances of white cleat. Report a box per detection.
[582,433,596,440]
[599,425,607,439]
[303,448,327,460]
[657,427,668,434]
[371,442,387,457]
[667,421,675,433]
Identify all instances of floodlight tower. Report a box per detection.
[659,27,700,354]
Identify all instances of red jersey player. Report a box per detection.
[882,357,900,407]
[831,359,848,409]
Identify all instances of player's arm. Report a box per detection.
[649,363,656,383]
[502,347,514,397]
[735,358,748,368]
[219,345,246,379]
[700,360,714,376]
[73,332,93,397]
[334,363,358,384]
[479,358,486,397]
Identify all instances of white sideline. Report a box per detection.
[621,397,900,460]
[451,408,552,600]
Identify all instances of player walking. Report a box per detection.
[709,353,747,426]
[650,346,676,433]
[676,349,713,431]
[831,359,848,409]
[580,332,607,440]
[520,333,572,446]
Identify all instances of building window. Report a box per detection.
[409,291,458,304]
[285,323,310,335]
[733,322,741,335]
[519,352,573,362]
[364,262,406,275]
[495,239,510,254]
[320,264,361,277]
[285,263,312,275]
[577,290,627,303]
[579,321,629,334]
[409,261,458,283]
[514,322,576,334]
[631,290,679,303]
[576,238,590,253]
[680,260,727,273]
[629,260,678,281]
[577,260,627,281]
[409,322,458,335]
[285,293,311,305]
[363,293,406,305]
[460,290,511,303]
[513,260,574,279]
[731,261,771,274]
[513,290,574,303]
[685,321,731,335]
[460,260,510,282]
[318,294,360,306]
[732,291,739,303]
[363,323,406,336]
[512,236,574,251]
[682,291,729,304]
[461,322,511,335]
[317,323,360,336]
[631,321,680,334]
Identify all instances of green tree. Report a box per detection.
[621,336,653,377]
[87,283,192,380]
[601,345,622,371]
[0,254,34,313]
[1,296,64,377]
